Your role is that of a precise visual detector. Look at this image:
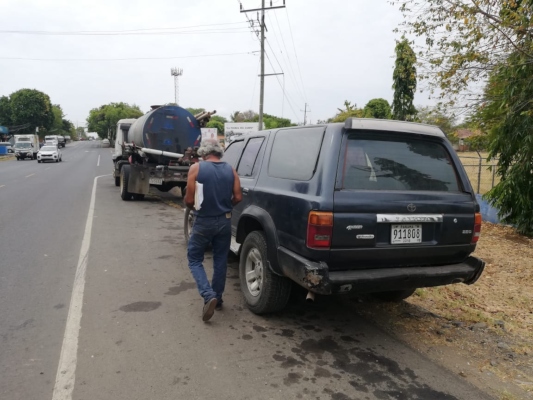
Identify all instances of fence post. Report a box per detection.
[476,151,482,194]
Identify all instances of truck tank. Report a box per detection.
[128,105,202,161]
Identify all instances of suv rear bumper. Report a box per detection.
[277,247,485,295]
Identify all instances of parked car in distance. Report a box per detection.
[101,138,110,147]
[0,142,14,153]
[223,118,485,314]
[37,145,62,163]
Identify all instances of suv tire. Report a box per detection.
[372,289,416,302]
[240,231,291,314]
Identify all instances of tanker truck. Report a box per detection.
[112,105,214,201]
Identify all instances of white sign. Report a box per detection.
[224,122,264,145]
[200,128,218,141]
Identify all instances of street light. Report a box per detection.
[170,67,183,105]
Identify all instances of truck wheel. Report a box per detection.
[184,208,195,244]
[239,231,291,314]
[115,176,120,187]
[16,157,19,161]
[38,160,41,163]
[120,165,132,201]
[372,289,416,302]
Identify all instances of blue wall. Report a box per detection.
[476,194,502,224]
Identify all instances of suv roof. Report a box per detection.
[343,118,445,137]
[229,119,445,141]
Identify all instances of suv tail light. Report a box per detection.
[472,213,482,243]
[307,211,333,249]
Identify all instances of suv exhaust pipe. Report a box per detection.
[306,291,315,303]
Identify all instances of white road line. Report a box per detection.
[0,185,5,188]
[25,173,35,178]
[97,155,100,167]
[52,174,110,400]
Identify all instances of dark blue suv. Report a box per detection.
[223,118,485,314]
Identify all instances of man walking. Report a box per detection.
[184,139,242,322]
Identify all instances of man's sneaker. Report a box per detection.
[202,298,217,322]
[215,300,223,311]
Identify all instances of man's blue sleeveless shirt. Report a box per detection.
[196,161,234,217]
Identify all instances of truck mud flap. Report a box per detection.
[128,164,150,195]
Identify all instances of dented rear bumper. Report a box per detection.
[277,246,485,295]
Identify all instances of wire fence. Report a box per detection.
[457,152,500,195]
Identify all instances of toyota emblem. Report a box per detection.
[407,204,416,212]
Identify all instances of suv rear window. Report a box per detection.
[341,134,460,191]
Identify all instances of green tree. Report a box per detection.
[210,115,227,124]
[206,120,224,134]
[230,110,258,122]
[416,106,456,136]
[363,98,392,119]
[8,89,54,132]
[392,37,417,121]
[49,104,64,133]
[186,107,205,116]
[331,101,364,122]
[0,96,12,126]
[477,49,533,235]
[392,0,533,106]
[87,102,143,141]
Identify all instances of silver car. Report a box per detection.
[37,145,62,163]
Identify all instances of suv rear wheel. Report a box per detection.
[239,231,291,314]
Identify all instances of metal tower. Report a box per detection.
[170,67,183,105]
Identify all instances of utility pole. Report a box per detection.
[241,1,286,130]
[301,103,310,125]
[170,67,183,105]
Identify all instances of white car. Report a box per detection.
[101,138,110,147]
[37,145,62,163]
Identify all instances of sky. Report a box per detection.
[0,0,434,127]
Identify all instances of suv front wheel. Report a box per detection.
[240,231,291,314]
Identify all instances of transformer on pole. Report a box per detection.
[170,67,183,105]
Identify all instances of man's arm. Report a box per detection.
[232,168,242,206]
[185,163,199,209]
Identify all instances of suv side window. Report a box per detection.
[222,140,245,168]
[237,137,265,177]
[268,127,324,180]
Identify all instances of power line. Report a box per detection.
[0,51,254,62]
[284,8,307,103]
[267,12,306,104]
[0,21,249,35]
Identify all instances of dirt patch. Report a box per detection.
[356,222,533,399]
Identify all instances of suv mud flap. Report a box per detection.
[277,247,332,295]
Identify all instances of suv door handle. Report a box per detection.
[242,187,249,193]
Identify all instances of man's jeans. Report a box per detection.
[187,214,232,304]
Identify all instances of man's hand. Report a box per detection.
[232,168,242,206]
[185,163,199,209]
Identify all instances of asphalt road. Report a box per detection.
[0,142,492,400]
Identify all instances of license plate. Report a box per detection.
[149,178,163,185]
[391,224,422,244]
